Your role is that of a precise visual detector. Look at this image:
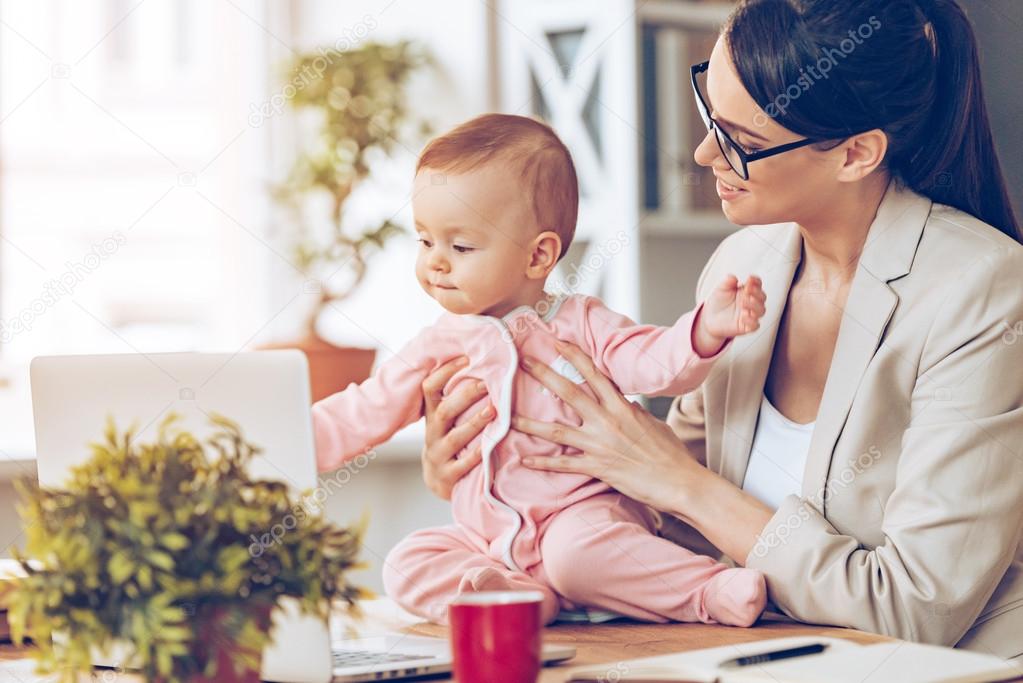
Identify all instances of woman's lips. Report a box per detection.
[716,177,749,201]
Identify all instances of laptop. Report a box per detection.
[30,351,575,682]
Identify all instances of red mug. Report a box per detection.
[449,590,545,683]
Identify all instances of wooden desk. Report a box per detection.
[411,617,892,681]
[3,607,1020,682]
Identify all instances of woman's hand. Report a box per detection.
[513,340,707,516]
[420,356,495,501]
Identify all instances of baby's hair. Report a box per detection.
[416,113,579,260]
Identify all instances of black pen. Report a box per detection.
[718,642,829,668]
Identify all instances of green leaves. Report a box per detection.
[274,41,430,335]
[108,549,135,585]
[3,413,367,682]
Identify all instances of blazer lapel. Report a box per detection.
[800,181,933,513]
[718,224,802,487]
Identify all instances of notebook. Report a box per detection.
[565,635,1023,683]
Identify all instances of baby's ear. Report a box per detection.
[525,230,562,280]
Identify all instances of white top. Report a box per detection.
[740,394,815,511]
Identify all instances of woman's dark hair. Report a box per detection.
[725,0,1021,242]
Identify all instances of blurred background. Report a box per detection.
[0,0,1020,592]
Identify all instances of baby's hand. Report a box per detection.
[694,275,767,356]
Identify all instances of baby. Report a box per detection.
[312,113,769,627]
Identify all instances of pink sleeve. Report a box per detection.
[579,296,731,397]
[310,332,433,472]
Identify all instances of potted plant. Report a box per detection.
[0,414,367,682]
[267,40,431,401]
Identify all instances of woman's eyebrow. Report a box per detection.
[714,112,770,143]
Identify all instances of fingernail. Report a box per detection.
[457,356,470,366]
[522,457,535,466]
[553,339,564,350]
[476,380,487,391]
[520,357,533,370]
[481,405,494,418]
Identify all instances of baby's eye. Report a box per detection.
[417,237,433,248]
[452,245,475,253]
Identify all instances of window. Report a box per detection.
[0,0,290,365]
[0,0,314,463]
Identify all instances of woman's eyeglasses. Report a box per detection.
[690,61,821,181]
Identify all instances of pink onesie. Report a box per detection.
[312,294,767,626]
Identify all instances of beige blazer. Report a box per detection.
[661,179,1023,659]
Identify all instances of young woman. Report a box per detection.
[415,0,1023,660]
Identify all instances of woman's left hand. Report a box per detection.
[514,339,706,514]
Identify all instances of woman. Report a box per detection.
[417,0,1023,660]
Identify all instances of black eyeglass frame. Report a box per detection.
[690,60,822,181]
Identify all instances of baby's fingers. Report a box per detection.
[744,298,767,318]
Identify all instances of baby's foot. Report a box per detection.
[462,566,514,592]
[458,566,561,624]
[702,567,767,627]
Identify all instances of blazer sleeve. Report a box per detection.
[310,329,434,472]
[578,295,731,397]
[744,246,1023,646]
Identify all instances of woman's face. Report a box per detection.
[694,37,843,227]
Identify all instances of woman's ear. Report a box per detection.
[836,129,888,183]
[525,231,562,280]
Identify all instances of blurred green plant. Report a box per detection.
[0,414,368,682]
[275,40,432,340]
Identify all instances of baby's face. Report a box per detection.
[413,163,540,317]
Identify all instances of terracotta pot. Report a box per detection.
[187,642,261,683]
[260,335,376,402]
[180,604,273,683]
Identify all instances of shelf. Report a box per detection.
[639,210,736,237]
[0,364,36,482]
[638,0,734,29]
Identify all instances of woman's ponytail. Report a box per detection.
[901,0,1019,240]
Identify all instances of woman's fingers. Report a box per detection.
[520,454,590,474]
[423,368,483,439]
[519,354,599,420]
[438,403,494,461]
[548,339,627,409]
[433,379,487,427]
[511,415,595,452]
[450,442,483,478]
[422,356,469,419]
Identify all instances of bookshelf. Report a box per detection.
[495,0,735,323]
[494,0,736,416]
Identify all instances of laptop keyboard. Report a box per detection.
[332,649,436,669]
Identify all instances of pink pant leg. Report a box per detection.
[383,525,560,625]
[538,494,767,627]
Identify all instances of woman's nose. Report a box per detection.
[694,128,726,171]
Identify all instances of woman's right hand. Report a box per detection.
[420,356,494,501]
